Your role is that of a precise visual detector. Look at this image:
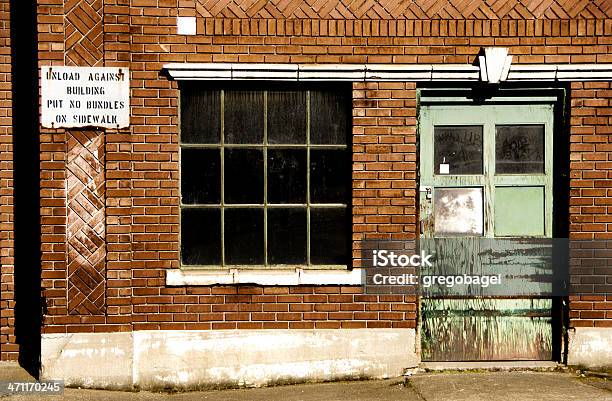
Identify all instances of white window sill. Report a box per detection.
[166,268,363,286]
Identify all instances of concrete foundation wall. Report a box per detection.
[41,329,418,390]
[41,332,133,389]
[567,327,612,368]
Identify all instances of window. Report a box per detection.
[180,84,351,268]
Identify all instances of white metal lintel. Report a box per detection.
[164,62,612,82]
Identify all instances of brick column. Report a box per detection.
[0,0,15,360]
[568,81,612,328]
[64,0,106,315]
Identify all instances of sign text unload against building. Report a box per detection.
[41,66,130,129]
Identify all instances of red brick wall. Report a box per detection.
[0,0,14,360]
[38,0,69,336]
[568,81,612,328]
[31,0,612,337]
[353,81,417,245]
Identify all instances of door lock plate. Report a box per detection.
[420,186,433,199]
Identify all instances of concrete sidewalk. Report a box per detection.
[0,363,610,400]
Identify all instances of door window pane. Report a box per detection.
[267,149,306,204]
[181,149,220,204]
[310,208,349,265]
[180,89,220,144]
[224,91,264,144]
[434,188,483,235]
[268,91,306,144]
[434,126,483,174]
[225,209,264,265]
[495,187,544,236]
[496,125,544,174]
[310,149,351,203]
[225,149,263,204]
[311,90,350,144]
[268,208,307,264]
[181,208,221,265]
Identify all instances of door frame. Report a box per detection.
[415,87,570,362]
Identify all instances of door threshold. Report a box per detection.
[419,361,561,372]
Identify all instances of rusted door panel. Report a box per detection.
[421,298,552,361]
[419,238,554,297]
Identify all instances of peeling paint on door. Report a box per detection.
[419,103,556,361]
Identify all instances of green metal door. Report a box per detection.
[419,104,555,361]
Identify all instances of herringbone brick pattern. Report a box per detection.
[194,0,612,19]
[64,0,103,66]
[66,131,106,315]
[63,0,106,316]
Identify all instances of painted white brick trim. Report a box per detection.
[176,17,196,36]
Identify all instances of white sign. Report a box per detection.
[41,66,130,129]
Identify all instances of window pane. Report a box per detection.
[225,208,264,265]
[310,149,350,204]
[434,188,483,235]
[268,208,307,265]
[180,89,220,144]
[267,149,306,204]
[181,148,220,204]
[181,208,221,265]
[310,90,349,145]
[310,207,349,265]
[495,187,545,236]
[268,91,306,144]
[434,126,483,175]
[496,125,545,174]
[224,91,264,144]
[225,149,263,204]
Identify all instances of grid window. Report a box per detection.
[180,85,351,268]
